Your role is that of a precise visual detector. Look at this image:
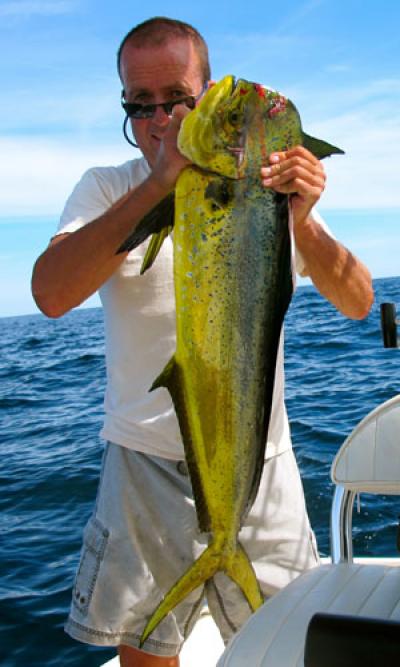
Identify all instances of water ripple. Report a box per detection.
[1,279,400,665]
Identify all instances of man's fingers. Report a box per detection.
[263,155,325,178]
[270,146,321,165]
[261,168,325,189]
[170,104,191,123]
[275,178,325,199]
[162,105,190,145]
[261,155,326,191]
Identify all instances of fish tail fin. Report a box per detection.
[139,542,221,647]
[224,541,264,612]
[140,540,264,647]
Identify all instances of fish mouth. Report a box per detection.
[227,141,245,168]
[226,77,245,168]
[227,120,245,168]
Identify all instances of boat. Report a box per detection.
[101,393,400,665]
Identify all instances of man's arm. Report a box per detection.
[293,215,373,320]
[32,107,189,318]
[261,146,374,320]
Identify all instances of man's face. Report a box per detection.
[120,37,205,168]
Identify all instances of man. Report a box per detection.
[31,16,373,667]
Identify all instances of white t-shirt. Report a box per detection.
[57,157,331,460]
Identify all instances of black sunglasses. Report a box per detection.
[121,94,197,120]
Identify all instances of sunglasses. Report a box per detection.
[121,86,206,120]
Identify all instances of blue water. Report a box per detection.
[1,276,400,666]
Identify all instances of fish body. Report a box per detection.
[140,76,343,645]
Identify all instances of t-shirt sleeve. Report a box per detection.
[55,168,116,236]
[54,160,149,237]
[295,208,335,276]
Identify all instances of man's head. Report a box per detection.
[117,17,210,167]
[117,17,211,86]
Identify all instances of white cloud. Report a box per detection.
[0,1,77,17]
[291,77,400,209]
[273,0,325,34]
[1,74,399,215]
[0,81,119,133]
[309,114,400,209]
[0,135,136,216]
[325,64,351,73]
[211,32,309,84]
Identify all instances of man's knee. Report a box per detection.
[118,644,179,667]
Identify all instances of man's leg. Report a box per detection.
[118,644,179,666]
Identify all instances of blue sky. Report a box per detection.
[1,0,399,316]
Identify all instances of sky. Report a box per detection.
[0,0,399,316]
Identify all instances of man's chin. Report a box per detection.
[136,148,154,169]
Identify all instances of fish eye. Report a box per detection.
[228,110,241,125]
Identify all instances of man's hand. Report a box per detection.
[150,105,192,193]
[260,146,326,225]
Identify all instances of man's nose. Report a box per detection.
[152,104,172,125]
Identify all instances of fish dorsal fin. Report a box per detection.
[116,192,175,266]
[302,132,345,159]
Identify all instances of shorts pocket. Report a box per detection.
[72,516,109,615]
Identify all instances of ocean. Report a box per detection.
[1,276,399,666]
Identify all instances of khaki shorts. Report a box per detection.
[65,443,319,657]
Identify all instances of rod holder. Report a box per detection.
[380,302,399,348]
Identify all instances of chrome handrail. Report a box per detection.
[330,485,356,564]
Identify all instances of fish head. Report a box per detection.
[178,74,246,178]
[178,76,301,178]
[178,75,344,178]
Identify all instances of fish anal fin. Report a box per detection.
[150,356,177,393]
[150,358,212,534]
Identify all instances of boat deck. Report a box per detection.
[100,557,400,666]
[101,609,224,666]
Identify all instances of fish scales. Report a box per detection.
[137,75,344,646]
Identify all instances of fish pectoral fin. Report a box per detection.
[140,543,221,647]
[302,132,345,159]
[116,192,175,256]
[224,542,264,612]
[204,177,234,209]
[140,225,173,274]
